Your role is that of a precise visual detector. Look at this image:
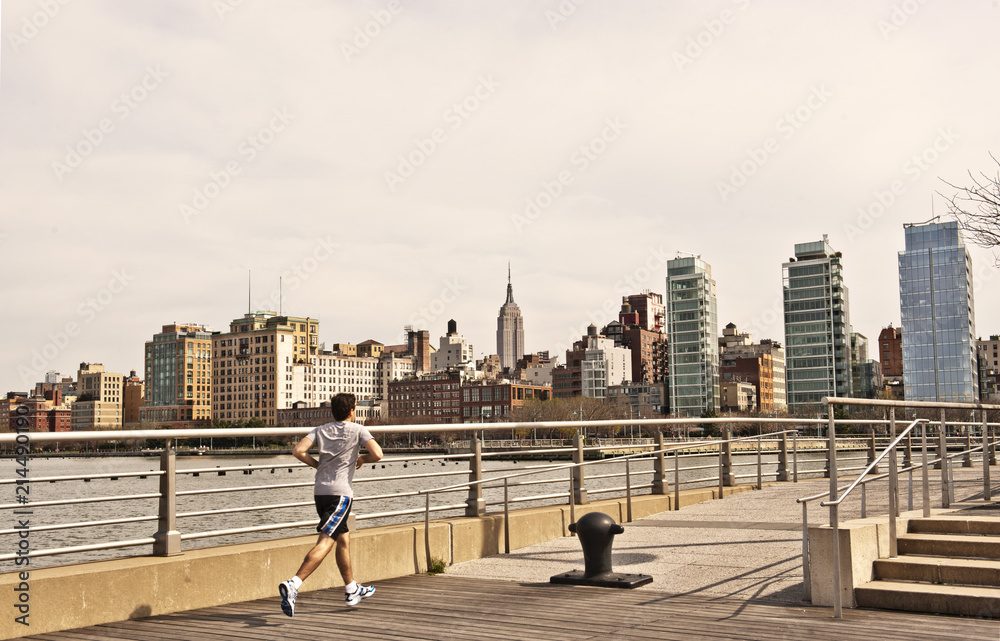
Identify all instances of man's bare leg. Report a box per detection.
[294,533,336,581]
[335,531,353,584]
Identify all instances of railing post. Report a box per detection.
[625,458,633,522]
[827,404,842,619]
[940,409,950,508]
[465,436,485,517]
[867,433,878,474]
[756,434,762,490]
[801,501,811,602]
[983,410,992,502]
[153,440,181,557]
[776,432,788,482]
[652,431,667,495]
[903,431,912,469]
[921,422,931,518]
[720,428,734,486]
[793,432,799,483]
[503,479,510,554]
[888,407,898,557]
[572,432,588,505]
[964,432,973,468]
[934,409,945,471]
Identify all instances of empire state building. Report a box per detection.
[496,266,524,371]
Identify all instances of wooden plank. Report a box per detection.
[20,575,1000,641]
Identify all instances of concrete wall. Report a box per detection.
[807,509,930,607]
[0,485,757,639]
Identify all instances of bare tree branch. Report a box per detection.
[939,153,1000,263]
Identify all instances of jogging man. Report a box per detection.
[279,393,383,616]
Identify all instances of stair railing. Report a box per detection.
[798,414,926,618]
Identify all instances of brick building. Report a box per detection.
[387,371,462,423]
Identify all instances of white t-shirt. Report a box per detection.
[306,420,375,497]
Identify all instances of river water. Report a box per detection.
[2,447,851,571]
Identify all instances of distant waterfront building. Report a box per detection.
[72,363,123,430]
[431,319,475,374]
[782,236,852,414]
[720,380,757,413]
[142,324,213,428]
[718,323,783,413]
[898,221,978,402]
[850,332,883,400]
[31,371,76,399]
[626,292,666,333]
[460,380,551,423]
[581,334,632,399]
[497,266,525,371]
[977,335,1000,372]
[517,352,559,387]
[666,256,719,416]
[387,371,462,424]
[878,325,904,399]
[211,312,318,426]
[123,370,144,426]
[608,297,668,384]
[607,381,668,418]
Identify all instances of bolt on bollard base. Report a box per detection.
[550,512,652,589]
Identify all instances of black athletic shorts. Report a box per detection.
[315,495,352,539]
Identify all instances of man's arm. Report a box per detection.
[292,436,319,469]
[356,439,383,469]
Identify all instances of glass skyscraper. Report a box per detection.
[898,221,978,402]
[666,256,719,416]
[783,236,852,414]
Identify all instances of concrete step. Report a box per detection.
[908,516,1000,536]
[873,556,1000,587]
[855,580,1000,618]
[897,532,1000,559]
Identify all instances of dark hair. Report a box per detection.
[330,393,356,421]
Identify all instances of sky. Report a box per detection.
[3,0,1000,393]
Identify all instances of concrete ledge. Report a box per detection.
[807,508,954,607]
[0,485,750,639]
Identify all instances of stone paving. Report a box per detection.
[446,467,995,603]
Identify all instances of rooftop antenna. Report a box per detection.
[247,270,251,315]
[279,276,282,316]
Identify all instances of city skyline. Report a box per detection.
[5,3,1000,395]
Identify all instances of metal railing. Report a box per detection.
[798,397,1000,619]
[0,415,915,570]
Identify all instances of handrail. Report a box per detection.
[0,417,880,445]
[818,419,925,508]
[416,430,800,496]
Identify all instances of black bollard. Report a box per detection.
[550,512,652,589]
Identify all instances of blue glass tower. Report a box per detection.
[898,221,978,402]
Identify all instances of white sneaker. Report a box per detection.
[345,584,375,606]
[279,580,298,617]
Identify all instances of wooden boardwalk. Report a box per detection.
[23,574,1000,641]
